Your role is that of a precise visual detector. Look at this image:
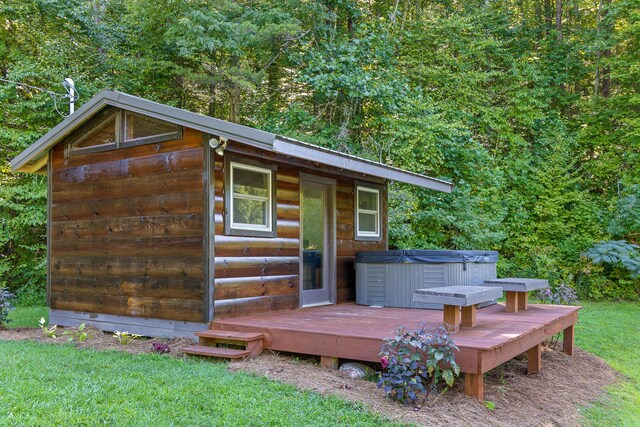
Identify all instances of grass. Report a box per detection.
[575,301,640,425]
[0,340,402,426]
[6,305,48,328]
[4,303,639,425]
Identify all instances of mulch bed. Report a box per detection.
[0,326,619,426]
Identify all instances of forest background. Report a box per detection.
[0,0,638,306]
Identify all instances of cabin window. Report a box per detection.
[355,185,381,240]
[225,161,277,237]
[66,108,181,157]
[121,112,181,148]
[65,108,118,156]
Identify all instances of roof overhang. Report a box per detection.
[273,137,452,192]
[11,90,452,193]
[11,90,275,174]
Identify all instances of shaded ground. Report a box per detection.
[0,326,618,427]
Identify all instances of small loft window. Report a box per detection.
[66,108,118,156]
[225,160,277,237]
[66,109,181,157]
[355,185,381,240]
[122,112,181,147]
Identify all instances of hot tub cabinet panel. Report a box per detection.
[355,250,499,309]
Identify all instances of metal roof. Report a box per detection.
[11,90,452,192]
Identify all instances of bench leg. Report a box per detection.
[518,292,528,310]
[320,356,339,369]
[461,305,477,328]
[563,325,574,356]
[505,291,519,313]
[527,343,542,374]
[443,305,461,331]
[464,373,484,401]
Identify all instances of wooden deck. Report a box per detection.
[211,302,579,400]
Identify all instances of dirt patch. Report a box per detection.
[0,328,618,426]
[0,326,194,356]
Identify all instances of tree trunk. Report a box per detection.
[208,83,217,118]
[594,0,612,99]
[544,0,553,30]
[555,0,562,39]
[93,1,105,58]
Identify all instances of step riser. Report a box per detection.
[191,329,264,359]
[182,345,250,359]
[195,330,264,341]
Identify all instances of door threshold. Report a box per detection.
[301,302,334,308]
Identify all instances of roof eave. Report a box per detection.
[11,90,276,173]
[11,91,113,172]
[273,137,453,193]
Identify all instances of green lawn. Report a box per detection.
[4,303,639,425]
[6,305,48,328]
[0,339,400,426]
[575,301,640,426]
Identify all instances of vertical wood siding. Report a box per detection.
[49,127,205,322]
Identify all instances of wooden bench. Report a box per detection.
[413,286,503,331]
[483,278,549,313]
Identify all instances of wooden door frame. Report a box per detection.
[299,173,337,307]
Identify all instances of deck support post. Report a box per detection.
[563,325,574,356]
[527,343,542,374]
[464,373,484,401]
[505,291,519,313]
[320,356,339,370]
[517,292,528,310]
[461,305,477,328]
[443,305,461,331]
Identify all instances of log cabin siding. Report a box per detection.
[50,127,206,322]
[212,144,387,318]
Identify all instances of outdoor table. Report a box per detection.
[413,286,503,331]
[483,278,549,313]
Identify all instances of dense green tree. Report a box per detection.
[1,0,638,302]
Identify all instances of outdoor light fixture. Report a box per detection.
[210,136,228,156]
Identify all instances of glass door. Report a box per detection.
[301,178,334,306]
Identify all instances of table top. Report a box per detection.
[483,278,549,292]
[413,286,503,306]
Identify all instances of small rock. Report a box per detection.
[339,362,374,379]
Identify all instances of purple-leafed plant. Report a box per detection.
[378,323,460,405]
[152,342,170,354]
[538,283,579,305]
[538,283,579,348]
[0,287,15,328]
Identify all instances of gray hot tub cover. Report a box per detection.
[355,250,499,264]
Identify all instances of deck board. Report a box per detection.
[212,302,580,374]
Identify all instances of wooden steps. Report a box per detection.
[182,345,250,359]
[183,329,264,360]
[195,330,263,341]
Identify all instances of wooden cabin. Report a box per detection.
[11,90,452,337]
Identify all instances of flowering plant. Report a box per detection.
[378,323,460,405]
[39,317,58,338]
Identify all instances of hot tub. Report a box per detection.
[355,250,499,309]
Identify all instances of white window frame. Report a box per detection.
[229,162,273,233]
[356,186,381,239]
